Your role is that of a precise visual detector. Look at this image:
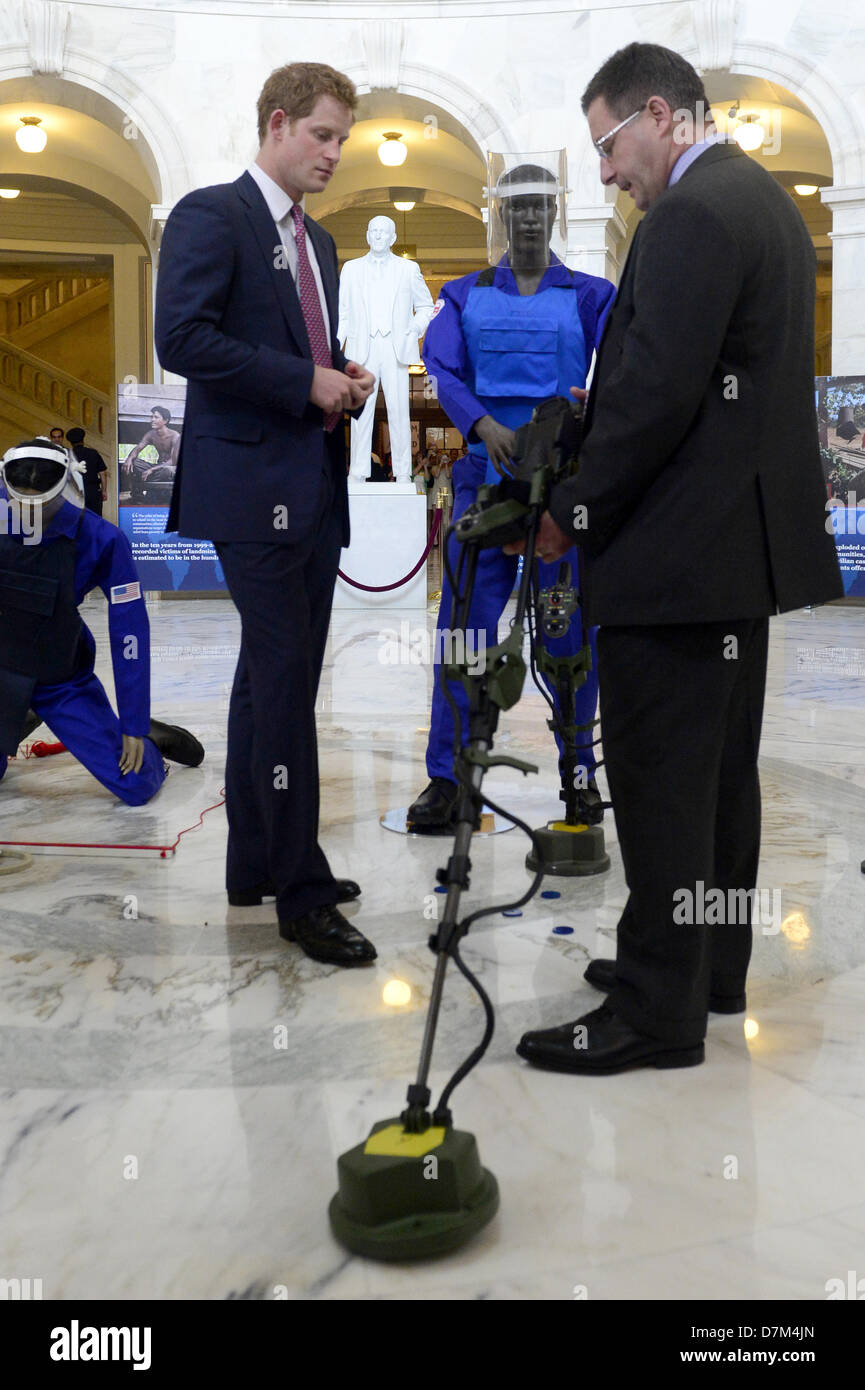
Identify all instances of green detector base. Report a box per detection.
[525,819,610,877]
[329,1118,499,1261]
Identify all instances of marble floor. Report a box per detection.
[0,592,864,1301]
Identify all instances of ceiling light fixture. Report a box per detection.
[393,200,415,212]
[16,116,47,154]
[0,188,21,199]
[378,132,407,168]
[793,183,818,196]
[733,113,765,152]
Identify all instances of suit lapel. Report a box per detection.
[236,171,311,356]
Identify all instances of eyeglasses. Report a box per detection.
[593,106,646,159]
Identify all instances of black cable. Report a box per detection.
[432,774,547,1120]
[434,941,495,1123]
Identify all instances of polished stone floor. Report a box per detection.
[0,593,863,1300]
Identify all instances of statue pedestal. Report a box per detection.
[334,482,428,610]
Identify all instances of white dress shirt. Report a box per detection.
[246,162,332,349]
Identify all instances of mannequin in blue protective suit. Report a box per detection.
[407,164,616,830]
[0,440,204,804]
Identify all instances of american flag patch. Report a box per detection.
[432,297,445,317]
[110,581,141,604]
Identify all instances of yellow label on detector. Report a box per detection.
[364,1124,447,1158]
[549,821,588,833]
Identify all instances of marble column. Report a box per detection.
[564,203,628,283]
[821,185,865,375]
[150,204,185,388]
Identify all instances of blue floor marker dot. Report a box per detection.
[552,925,574,935]
[502,909,523,918]
[541,889,561,899]
[434,885,448,893]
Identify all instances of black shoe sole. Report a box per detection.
[515,1041,705,1073]
[405,819,458,836]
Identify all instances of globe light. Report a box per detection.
[378,132,407,168]
[733,116,764,152]
[744,1018,759,1041]
[0,188,21,199]
[16,117,47,154]
[793,184,818,197]
[393,200,415,212]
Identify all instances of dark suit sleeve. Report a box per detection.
[550,197,744,553]
[155,190,315,416]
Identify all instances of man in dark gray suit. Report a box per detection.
[514,43,843,1073]
[156,63,378,965]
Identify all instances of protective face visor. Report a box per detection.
[0,439,85,506]
[484,150,568,266]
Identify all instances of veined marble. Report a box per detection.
[0,598,864,1300]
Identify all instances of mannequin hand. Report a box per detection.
[474,415,515,476]
[119,734,144,775]
[503,509,572,562]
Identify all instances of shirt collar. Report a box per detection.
[667,129,724,187]
[247,162,301,226]
[493,251,572,293]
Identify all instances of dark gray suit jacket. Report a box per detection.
[156,171,351,545]
[550,141,843,624]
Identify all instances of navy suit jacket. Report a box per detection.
[155,171,350,545]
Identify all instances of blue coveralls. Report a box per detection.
[422,255,616,781]
[0,490,165,805]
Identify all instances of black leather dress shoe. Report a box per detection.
[406,777,459,832]
[148,719,204,767]
[278,903,377,966]
[516,1002,704,1074]
[585,957,746,1014]
[228,879,361,907]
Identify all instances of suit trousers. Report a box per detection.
[598,617,769,1047]
[349,333,411,481]
[215,459,343,920]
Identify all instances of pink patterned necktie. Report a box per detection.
[290,203,340,431]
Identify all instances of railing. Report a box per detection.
[0,335,111,449]
[0,274,104,337]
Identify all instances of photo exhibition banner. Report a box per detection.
[816,373,865,598]
[116,382,227,593]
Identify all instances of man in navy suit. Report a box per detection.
[155,63,378,966]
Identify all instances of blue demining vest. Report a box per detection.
[461,272,588,485]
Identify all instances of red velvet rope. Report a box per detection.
[337,506,443,592]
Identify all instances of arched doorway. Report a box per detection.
[0,71,183,513]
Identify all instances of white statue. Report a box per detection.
[338,215,435,484]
